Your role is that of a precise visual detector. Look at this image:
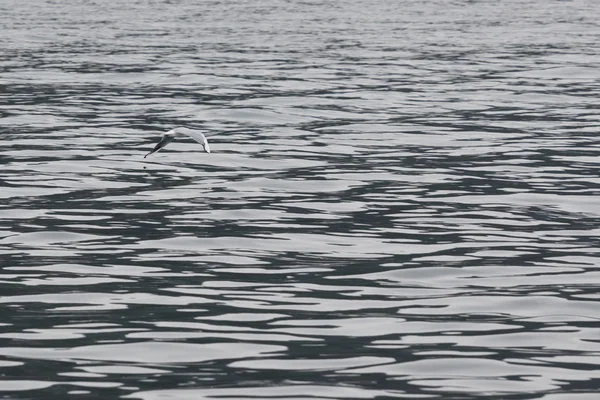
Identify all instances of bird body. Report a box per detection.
[144,127,210,158]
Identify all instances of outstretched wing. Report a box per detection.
[144,134,175,158]
[174,127,210,153]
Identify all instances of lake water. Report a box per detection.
[1,0,599,399]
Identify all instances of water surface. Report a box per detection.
[1,0,600,399]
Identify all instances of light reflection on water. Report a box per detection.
[1,0,600,399]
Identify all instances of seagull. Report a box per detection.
[144,127,210,158]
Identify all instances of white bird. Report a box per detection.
[144,127,210,158]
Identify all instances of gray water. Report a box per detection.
[1,0,600,399]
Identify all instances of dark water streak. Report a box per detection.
[1,0,600,399]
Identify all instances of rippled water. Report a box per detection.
[1,0,600,399]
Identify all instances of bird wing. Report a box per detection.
[144,134,175,158]
[176,128,210,153]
